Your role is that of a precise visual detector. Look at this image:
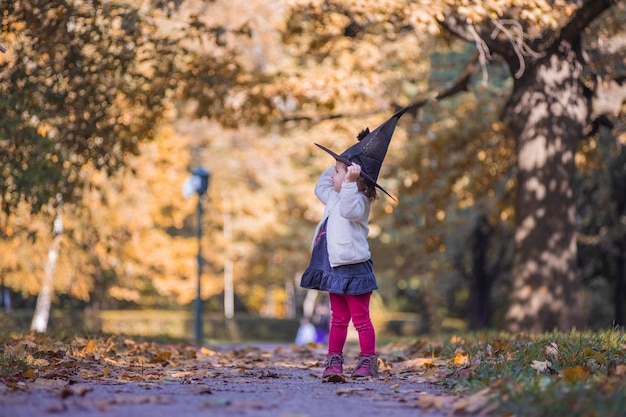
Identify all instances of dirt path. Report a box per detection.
[0,343,453,417]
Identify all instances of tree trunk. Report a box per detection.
[503,40,586,333]
[469,214,493,330]
[31,199,63,333]
[610,145,626,326]
[615,246,626,327]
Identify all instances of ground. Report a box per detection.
[0,342,457,417]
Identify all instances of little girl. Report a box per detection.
[301,104,414,382]
[300,161,379,381]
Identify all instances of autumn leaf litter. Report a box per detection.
[0,334,488,417]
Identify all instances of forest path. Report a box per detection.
[0,342,456,417]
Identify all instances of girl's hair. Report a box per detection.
[358,177,378,203]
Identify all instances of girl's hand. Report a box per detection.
[345,163,361,183]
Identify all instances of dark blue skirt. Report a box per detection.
[300,220,378,295]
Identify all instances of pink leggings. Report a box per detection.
[328,292,375,356]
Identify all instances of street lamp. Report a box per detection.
[183,166,210,345]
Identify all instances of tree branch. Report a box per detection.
[440,1,615,80]
[439,14,535,80]
[560,0,614,44]
[280,54,482,123]
[439,15,511,59]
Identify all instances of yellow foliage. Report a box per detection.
[1,0,622,321]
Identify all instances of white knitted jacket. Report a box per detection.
[311,167,371,267]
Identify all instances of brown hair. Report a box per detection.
[358,177,378,203]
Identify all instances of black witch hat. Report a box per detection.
[315,102,417,200]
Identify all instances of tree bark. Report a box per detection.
[469,214,493,330]
[502,40,586,332]
[439,0,616,333]
[615,246,625,327]
[610,145,626,326]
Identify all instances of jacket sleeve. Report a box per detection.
[314,167,335,205]
[338,181,368,220]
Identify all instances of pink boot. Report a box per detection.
[351,355,379,379]
[322,354,345,382]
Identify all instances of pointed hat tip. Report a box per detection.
[392,101,421,119]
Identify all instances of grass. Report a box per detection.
[415,328,626,416]
[0,343,30,378]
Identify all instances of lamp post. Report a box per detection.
[183,166,210,345]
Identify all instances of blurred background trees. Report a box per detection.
[1,0,624,335]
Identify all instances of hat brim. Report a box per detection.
[314,143,397,201]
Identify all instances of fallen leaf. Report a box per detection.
[200,347,216,356]
[156,351,172,361]
[581,347,595,357]
[60,385,93,398]
[170,371,194,378]
[561,366,589,382]
[335,387,373,395]
[453,353,469,366]
[545,342,559,358]
[397,357,435,369]
[21,369,36,379]
[33,358,50,367]
[451,388,492,414]
[417,393,454,411]
[84,340,98,355]
[530,360,552,374]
